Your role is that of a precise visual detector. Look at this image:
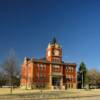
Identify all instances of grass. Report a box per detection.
[0,88,100,100]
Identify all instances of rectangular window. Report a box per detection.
[66,66,68,72]
[53,65,60,68]
[70,67,73,72]
[69,67,71,72]
[37,64,46,70]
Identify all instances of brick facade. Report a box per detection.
[20,38,77,90]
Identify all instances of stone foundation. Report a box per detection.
[73,83,77,89]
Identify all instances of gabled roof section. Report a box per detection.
[62,61,76,66]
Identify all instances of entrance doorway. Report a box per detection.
[52,77,61,89]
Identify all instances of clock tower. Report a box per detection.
[46,37,62,63]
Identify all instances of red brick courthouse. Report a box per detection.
[21,38,77,90]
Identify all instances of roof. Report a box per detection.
[50,37,57,44]
[30,58,76,66]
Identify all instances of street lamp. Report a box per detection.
[82,71,84,88]
[80,71,84,89]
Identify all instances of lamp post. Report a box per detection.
[80,71,84,89]
[82,71,84,88]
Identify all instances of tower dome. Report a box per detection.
[48,37,61,48]
[50,37,57,44]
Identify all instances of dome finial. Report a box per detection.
[50,37,57,44]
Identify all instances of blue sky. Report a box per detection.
[0,0,100,70]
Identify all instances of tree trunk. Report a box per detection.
[10,76,13,94]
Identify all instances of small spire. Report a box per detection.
[50,37,57,44]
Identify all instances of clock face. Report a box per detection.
[48,51,51,56]
[54,50,59,56]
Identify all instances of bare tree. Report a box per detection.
[2,49,19,94]
[97,72,100,84]
[87,69,99,88]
